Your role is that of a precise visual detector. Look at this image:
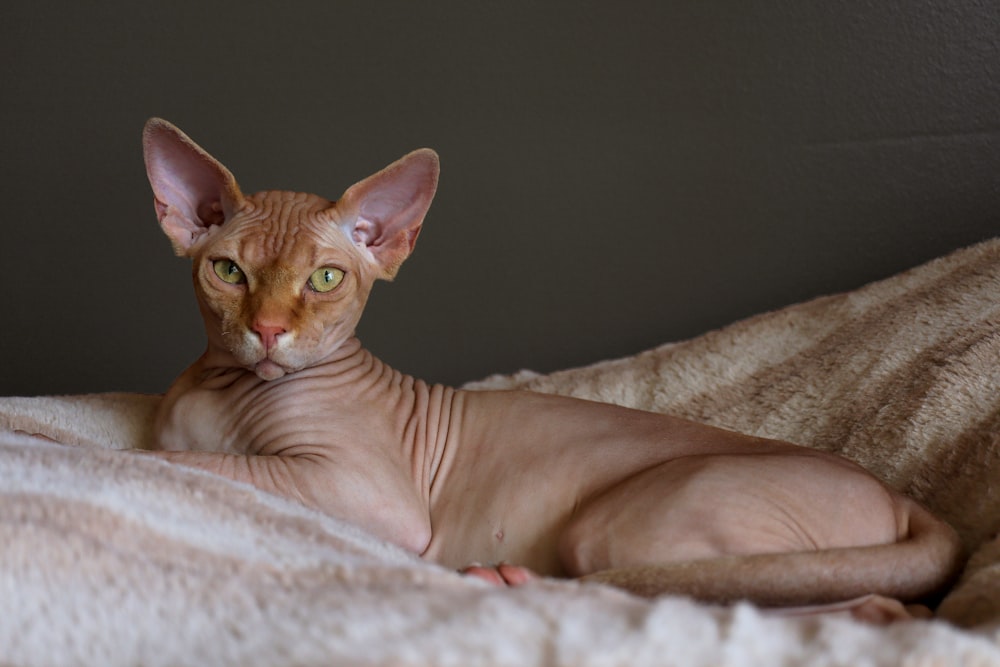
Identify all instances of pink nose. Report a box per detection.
[252,322,287,351]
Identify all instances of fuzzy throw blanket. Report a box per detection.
[7,240,1000,665]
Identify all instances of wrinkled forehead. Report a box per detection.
[219,190,359,266]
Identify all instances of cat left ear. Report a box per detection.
[336,148,439,280]
[142,118,245,256]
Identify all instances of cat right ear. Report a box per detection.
[142,118,245,256]
[336,148,440,280]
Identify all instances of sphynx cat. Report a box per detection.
[142,118,963,616]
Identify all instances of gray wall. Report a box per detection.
[3,2,999,396]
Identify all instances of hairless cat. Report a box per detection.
[141,118,963,620]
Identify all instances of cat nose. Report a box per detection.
[252,322,287,351]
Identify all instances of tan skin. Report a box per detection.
[141,119,963,617]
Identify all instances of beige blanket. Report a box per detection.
[6,239,1000,665]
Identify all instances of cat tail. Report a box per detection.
[580,499,964,608]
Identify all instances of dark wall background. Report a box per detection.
[3,2,1000,396]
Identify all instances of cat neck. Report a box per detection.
[162,334,457,478]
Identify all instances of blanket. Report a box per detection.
[6,239,1000,665]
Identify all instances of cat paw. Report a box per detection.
[461,563,538,587]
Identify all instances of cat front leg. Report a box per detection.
[138,450,310,505]
[139,448,433,555]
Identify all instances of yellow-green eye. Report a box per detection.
[308,267,345,293]
[213,259,246,284]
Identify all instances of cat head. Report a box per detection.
[142,118,439,380]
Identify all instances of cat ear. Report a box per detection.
[336,148,439,280]
[142,118,245,256]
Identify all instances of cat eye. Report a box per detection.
[308,267,345,293]
[212,259,246,285]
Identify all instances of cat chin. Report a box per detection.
[252,359,289,381]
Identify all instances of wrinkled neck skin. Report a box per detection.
[158,331,453,473]
[155,331,460,557]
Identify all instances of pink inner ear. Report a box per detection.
[198,200,226,227]
[352,219,379,246]
[338,149,438,278]
[143,119,243,254]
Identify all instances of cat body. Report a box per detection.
[144,118,962,609]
